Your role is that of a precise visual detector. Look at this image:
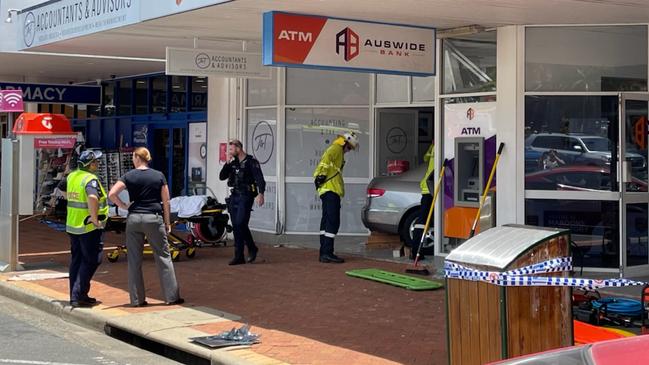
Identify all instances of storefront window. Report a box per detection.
[118,80,132,115]
[135,78,148,114]
[247,108,277,176]
[412,76,435,102]
[152,76,166,113]
[171,76,187,113]
[286,68,369,105]
[285,108,370,178]
[247,70,277,107]
[524,96,618,191]
[376,74,408,103]
[526,26,648,92]
[442,32,497,94]
[103,83,115,116]
[191,77,208,111]
[525,199,619,268]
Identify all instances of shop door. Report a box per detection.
[152,126,187,197]
[620,94,649,277]
[376,109,418,176]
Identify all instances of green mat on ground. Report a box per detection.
[346,268,444,291]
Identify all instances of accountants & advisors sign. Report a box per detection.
[262,11,435,76]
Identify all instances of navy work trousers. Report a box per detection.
[412,193,433,255]
[228,193,257,260]
[69,229,104,302]
[319,191,341,257]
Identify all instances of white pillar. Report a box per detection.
[205,77,239,203]
[496,26,525,225]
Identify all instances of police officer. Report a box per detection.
[219,140,266,266]
[313,131,359,264]
[60,150,108,307]
[412,143,435,261]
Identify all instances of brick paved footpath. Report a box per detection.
[13,219,447,365]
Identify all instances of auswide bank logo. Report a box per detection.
[336,27,359,62]
[23,12,36,47]
[466,108,475,121]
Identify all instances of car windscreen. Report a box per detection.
[581,137,610,152]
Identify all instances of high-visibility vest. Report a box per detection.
[66,169,108,235]
[313,138,346,198]
[420,144,435,194]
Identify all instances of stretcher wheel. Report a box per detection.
[186,247,196,258]
[171,250,181,262]
[107,250,120,263]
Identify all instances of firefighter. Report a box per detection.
[219,140,266,265]
[412,143,435,260]
[60,150,108,307]
[313,131,359,264]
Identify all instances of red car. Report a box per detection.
[525,165,648,192]
[490,335,649,365]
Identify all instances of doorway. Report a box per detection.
[375,107,434,176]
[620,94,649,277]
[151,126,187,197]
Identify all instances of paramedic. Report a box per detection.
[108,147,183,307]
[219,140,266,266]
[60,150,108,308]
[412,143,435,261]
[313,131,359,264]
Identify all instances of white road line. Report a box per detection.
[0,360,92,365]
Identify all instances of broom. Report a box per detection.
[406,159,448,276]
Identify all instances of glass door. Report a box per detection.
[620,94,649,277]
[151,126,187,197]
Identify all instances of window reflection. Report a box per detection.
[442,32,496,94]
[525,199,619,268]
[524,96,627,191]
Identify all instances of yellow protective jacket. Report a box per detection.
[313,137,346,197]
[66,169,108,235]
[420,144,435,194]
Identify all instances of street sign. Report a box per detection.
[166,47,271,79]
[263,11,436,76]
[0,90,24,112]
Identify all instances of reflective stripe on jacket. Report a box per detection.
[313,138,345,198]
[66,169,108,235]
[420,144,435,194]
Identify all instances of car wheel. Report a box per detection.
[400,209,435,255]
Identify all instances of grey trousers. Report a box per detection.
[125,213,180,305]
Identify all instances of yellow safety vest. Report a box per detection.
[313,138,346,198]
[66,169,108,235]
[420,144,435,194]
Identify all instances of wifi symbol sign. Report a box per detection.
[0,90,24,112]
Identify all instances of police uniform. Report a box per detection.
[412,144,435,259]
[219,155,266,264]
[61,167,108,305]
[313,137,347,263]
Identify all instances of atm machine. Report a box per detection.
[444,137,496,242]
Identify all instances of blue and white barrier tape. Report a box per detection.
[444,257,647,289]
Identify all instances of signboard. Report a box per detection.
[0,82,101,105]
[444,102,497,157]
[262,11,436,76]
[166,47,270,79]
[19,0,140,49]
[141,0,231,21]
[0,90,24,112]
[34,137,77,149]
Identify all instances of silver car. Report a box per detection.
[361,164,434,254]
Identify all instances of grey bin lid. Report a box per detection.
[445,225,569,270]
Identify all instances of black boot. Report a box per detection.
[319,254,345,264]
[229,257,245,265]
[247,246,258,263]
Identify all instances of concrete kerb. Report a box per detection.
[0,279,265,365]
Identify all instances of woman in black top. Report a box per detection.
[108,147,183,307]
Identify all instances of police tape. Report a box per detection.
[444,257,647,289]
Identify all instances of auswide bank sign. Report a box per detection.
[263,11,436,76]
[18,0,231,50]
